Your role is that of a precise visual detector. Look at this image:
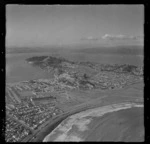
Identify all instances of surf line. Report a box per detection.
[43,102,143,142]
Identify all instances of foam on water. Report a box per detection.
[43,103,143,142]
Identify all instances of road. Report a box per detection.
[23,93,143,142]
[22,98,108,142]
[20,81,143,142]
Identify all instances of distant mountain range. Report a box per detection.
[6,47,60,54]
[6,45,143,56]
[73,45,143,55]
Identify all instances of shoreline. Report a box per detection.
[43,103,143,142]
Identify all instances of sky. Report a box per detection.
[6,5,144,48]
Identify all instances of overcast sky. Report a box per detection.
[6,5,144,48]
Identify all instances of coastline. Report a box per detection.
[43,102,143,142]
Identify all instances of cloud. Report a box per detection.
[80,35,144,44]
[102,34,143,41]
[81,36,99,41]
